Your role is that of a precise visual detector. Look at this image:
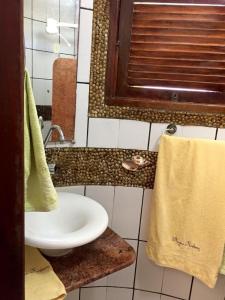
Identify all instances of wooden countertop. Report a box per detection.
[47,228,136,292]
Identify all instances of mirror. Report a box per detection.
[24,0,80,143]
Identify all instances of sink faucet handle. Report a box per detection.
[39,116,44,130]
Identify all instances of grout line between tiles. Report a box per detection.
[81,286,186,300]
[74,1,78,57]
[82,286,133,290]
[147,123,151,151]
[86,117,90,148]
[27,47,76,56]
[105,285,109,300]
[161,266,166,295]
[25,16,46,24]
[188,277,194,300]
[74,0,81,72]
[77,81,90,84]
[138,238,147,242]
[76,0,83,86]
[79,287,81,300]
[131,188,145,300]
[137,289,185,300]
[215,128,219,140]
[80,7,93,11]
[110,186,116,237]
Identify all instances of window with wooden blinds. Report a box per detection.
[105,0,225,113]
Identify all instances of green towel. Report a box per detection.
[24,70,58,212]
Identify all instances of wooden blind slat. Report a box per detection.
[131,42,225,54]
[133,19,225,30]
[131,34,225,46]
[130,49,225,61]
[134,4,225,15]
[128,70,225,85]
[128,77,225,92]
[132,27,225,38]
[128,63,225,76]
[129,57,225,69]
[133,12,225,22]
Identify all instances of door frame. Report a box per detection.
[0,0,24,298]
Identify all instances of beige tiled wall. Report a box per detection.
[24,0,225,299]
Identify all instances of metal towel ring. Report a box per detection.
[165,124,177,135]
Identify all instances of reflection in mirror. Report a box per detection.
[52,58,77,141]
[24,0,80,143]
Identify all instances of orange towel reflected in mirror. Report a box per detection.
[52,58,77,142]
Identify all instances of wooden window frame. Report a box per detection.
[105,0,225,114]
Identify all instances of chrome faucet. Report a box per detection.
[44,125,65,147]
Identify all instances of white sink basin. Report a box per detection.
[25,192,108,257]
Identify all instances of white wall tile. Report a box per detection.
[81,0,94,9]
[107,240,137,288]
[190,276,225,300]
[55,186,85,195]
[24,18,32,48]
[106,287,133,300]
[33,50,58,79]
[24,0,32,18]
[112,187,143,239]
[133,290,160,300]
[80,287,107,300]
[180,125,216,140]
[33,79,52,105]
[85,276,108,287]
[33,20,59,52]
[85,186,114,226]
[33,0,59,22]
[74,83,89,147]
[88,118,119,148]
[118,120,150,150]
[66,289,79,300]
[60,0,78,23]
[162,268,192,299]
[149,123,217,152]
[217,129,225,140]
[149,123,170,152]
[140,189,152,241]
[77,9,93,82]
[135,242,164,293]
[161,296,181,300]
[25,49,32,75]
[60,28,75,55]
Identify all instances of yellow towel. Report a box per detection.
[25,246,66,300]
[146,135,225,288]
[24,70,58,211]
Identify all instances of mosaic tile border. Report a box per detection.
[46,148,157,189]
[89,0,225,128]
